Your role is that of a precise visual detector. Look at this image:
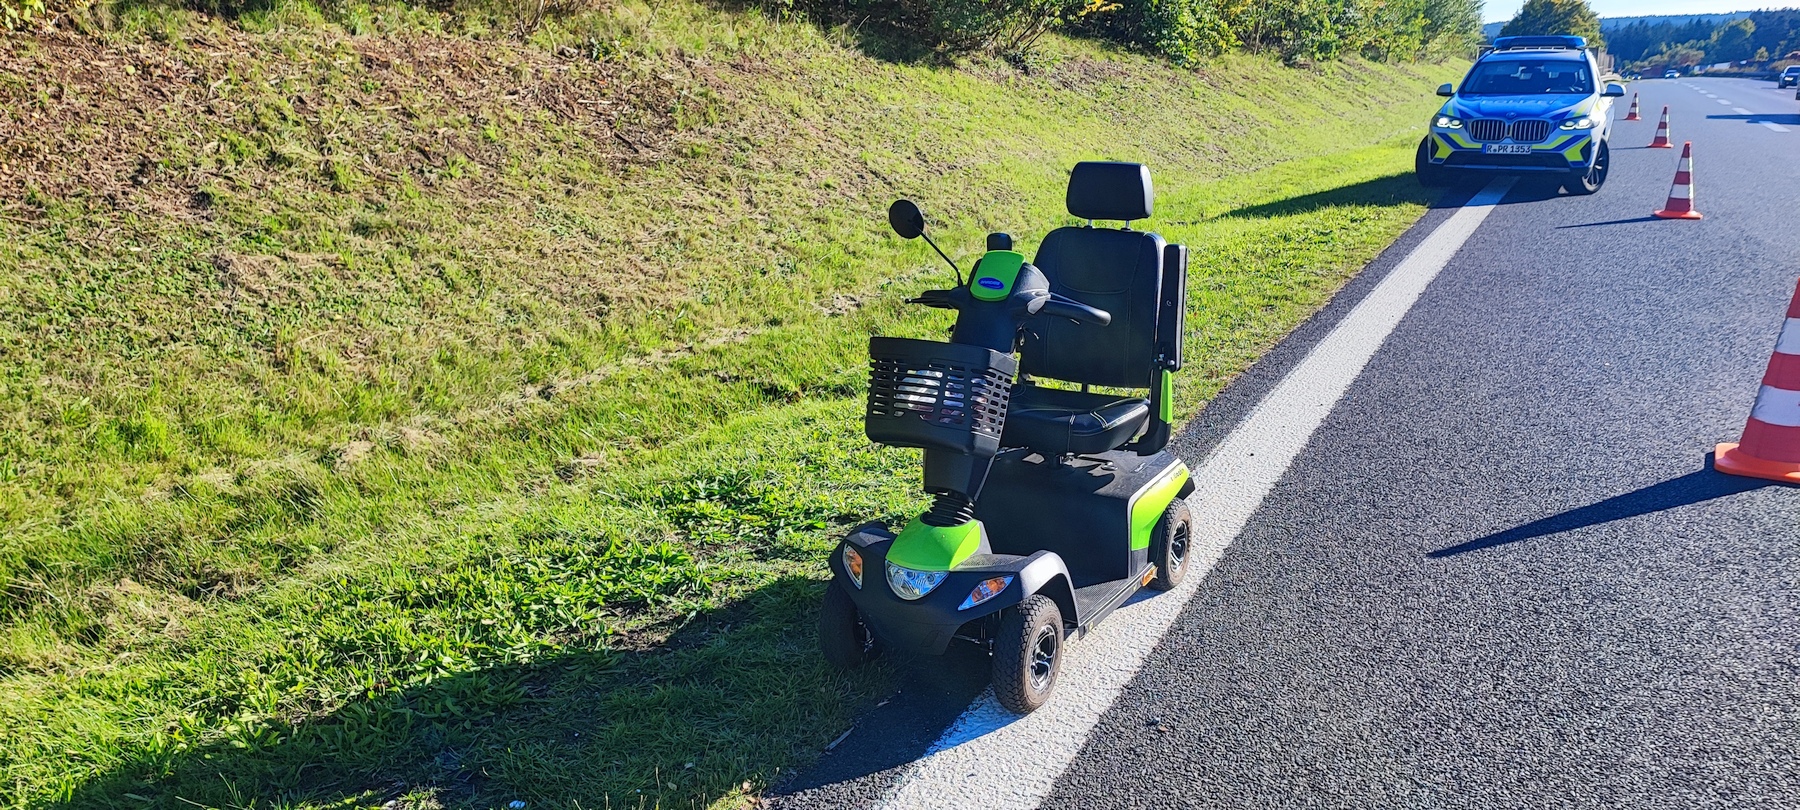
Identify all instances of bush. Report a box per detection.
[3,0,46,29]
[906,0,1113,55]
[1078,0,1236,65]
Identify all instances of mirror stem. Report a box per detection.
[920,233,964,287]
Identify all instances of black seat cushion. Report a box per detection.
[1001,385,1150,455]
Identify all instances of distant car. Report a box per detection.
[1664,69,1680,79]
[1417,35,1622,195]
[1780,65,1800,88]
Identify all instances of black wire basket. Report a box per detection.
[865,337,1016,456]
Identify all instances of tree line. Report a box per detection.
[1608,10,1800,71]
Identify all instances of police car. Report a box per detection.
[1416,36,1626,195]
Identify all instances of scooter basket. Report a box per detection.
[865,337,1016,456]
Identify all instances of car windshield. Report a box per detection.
[1786,67,1800,75]
[1461,59,1593,95]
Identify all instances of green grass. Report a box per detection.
[0,3,1461,806]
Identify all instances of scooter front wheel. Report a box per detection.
[993,594,1063,713]
[819,580,880,669]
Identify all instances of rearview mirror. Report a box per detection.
[1436,83,1455,97]
[1602,82,1626,97]
[888,200,925,240]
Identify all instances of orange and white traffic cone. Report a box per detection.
[1653,142,1702,220]
[1715,280,1800,484]
[1624,93,1642,121]
[1648,106,1673,147]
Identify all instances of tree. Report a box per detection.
[1499,0,1601,45]
[1709,18,1756,62]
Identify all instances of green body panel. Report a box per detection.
[1159,370,1173,423]
[969,250,1025,302]
[1128,462,1190,550]
[887,517,984,571]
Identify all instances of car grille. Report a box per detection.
[1511,120,1552,142]
[1467,118,1552,143]
[1469,119,1507,141]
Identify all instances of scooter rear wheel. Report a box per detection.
[1148,498,1194,591]
[993,594,1063,713]
[819,580,879,668]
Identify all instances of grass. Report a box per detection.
[0,2,1462,806]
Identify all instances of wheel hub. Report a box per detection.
[1029,626,1059,691]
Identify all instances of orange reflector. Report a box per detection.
[843,546,864,588]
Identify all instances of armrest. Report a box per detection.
[1158,244,1188,370]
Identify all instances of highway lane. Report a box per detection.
[774,76,1800,808]
[1044,76,1800,809]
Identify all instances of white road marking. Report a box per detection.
[1706,93,1718,98]
[870,177,1519,810]
[1763,121,1791,132]
[1734,107,1754,114]
[1717,99,1733,105]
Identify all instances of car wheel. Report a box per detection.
[1564,140,1609,196]
[1415,137,1448,188]
[820,580,880,669]
[992,594,1063,714]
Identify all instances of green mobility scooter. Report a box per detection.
[820,161,1197,713]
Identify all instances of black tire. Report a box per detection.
[819,580,879,669]
[1148,498,1194,591]
[1415,137,1448,187]
[1564,140,1609,195]
[992,594,1063,714]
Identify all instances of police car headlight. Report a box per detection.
[1434,116,1464,129]
[1560,117,1597,130]
[886,562,947,600]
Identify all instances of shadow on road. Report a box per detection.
[1708,113,1800,125]
[1556,215,1663,229]
[1427,464,1777,558]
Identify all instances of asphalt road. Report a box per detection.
[774,76,1800,809]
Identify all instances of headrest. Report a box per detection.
[1066,161,1153,222]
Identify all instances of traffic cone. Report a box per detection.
[1624,93,1642,121]
[1653,142,1702,220]
[1715,279,1800,484]
[1648,106,1673,147]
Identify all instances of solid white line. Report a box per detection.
[870,177,1518,810]
[1763,121,1791,132]
[1734,107,1754,114]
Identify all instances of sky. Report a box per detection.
[1482,0,1784,24]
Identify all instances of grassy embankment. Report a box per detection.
[0,4,1461,806]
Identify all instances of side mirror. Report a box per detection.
[1436,83,1455,97]
[888,199,926,240]
[1602,82,1626,97]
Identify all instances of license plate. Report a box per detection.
[1483,143,1534,155]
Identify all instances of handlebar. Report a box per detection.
[905,283,1111,327]
[906,289,962,309]
[1027,292,1111,326]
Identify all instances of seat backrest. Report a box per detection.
[1021,162,1166,389]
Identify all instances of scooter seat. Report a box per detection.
[1001,384,1149,455]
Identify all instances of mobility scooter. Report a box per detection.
[819,161,1197,713]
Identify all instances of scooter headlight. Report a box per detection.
[958,575,1014,611]
[885,562,947,600]
[842,545,864,589]
[1560,117,1597,130]
[1434,115,1464,129]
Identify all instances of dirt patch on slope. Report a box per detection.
[0,29,680,212]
